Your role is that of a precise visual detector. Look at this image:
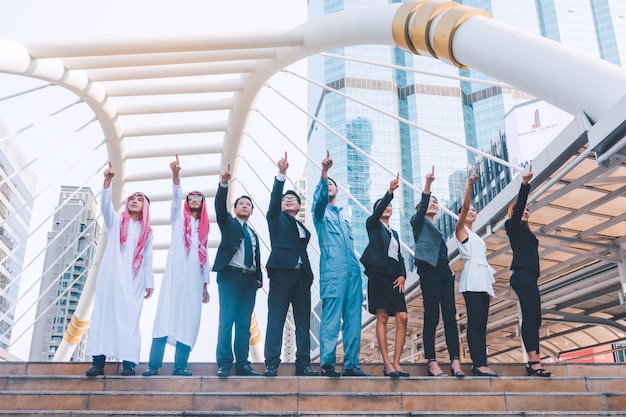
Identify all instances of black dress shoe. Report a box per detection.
[173,368,193,376]
[383,368,402,378]
[343,368,373,377]
[121,367,136,376]
[295,365,319,376]
[142,367,159,377]
[471,366,498,377]
[217,364,231,377]
[85,366,104,377]
[321,365,341,377]
[235,364,261,376]
[264,364,278,377]
[396,370,410,377]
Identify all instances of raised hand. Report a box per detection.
[522,164,533,185]
[277,151,289,174]
[104,161,114,181]
[468,169,479,186]
[425,165,435,185]
[321,150,333,172]
[220,163,232,185]
[170,153,181,174]
[388,172,400,194]
[170,153,181,185]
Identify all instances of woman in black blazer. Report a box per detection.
[505,165,550,377]
[360,174,408,378]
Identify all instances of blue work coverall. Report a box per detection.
[312,177,363,370]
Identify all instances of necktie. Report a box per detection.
[243,223,253,268]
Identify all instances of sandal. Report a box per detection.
[450,357,465,377]
[426,359,447,377]
[526,361,551,377]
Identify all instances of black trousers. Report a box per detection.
[147,336,191,370]
[215,268,258,369]
[418,260,460,360]
[462,291,490,367]
[264,268,312,367]
[510,268,542,354]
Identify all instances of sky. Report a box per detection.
[0,0,309,363]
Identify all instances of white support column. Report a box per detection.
[53,231,107,361]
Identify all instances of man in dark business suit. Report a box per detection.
[213,163,262,377]
[263,152,318,377]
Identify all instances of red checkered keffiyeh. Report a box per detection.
[184,191,210,269]
[119,192,152,278]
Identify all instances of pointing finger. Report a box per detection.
[108,161,112,170]
[326,150,330,159]
[431,165,435,176]
[284,151,288,161]
[227,163,231,172]
[396,172,400,182]
[175,153,179,165]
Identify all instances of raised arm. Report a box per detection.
[267,152,288,219]
[170,154,182,222]
[410,166,435,239]
[312,151,332,222]
[509,165,534,228]
[101,162,116,228]
[215,163,232,225]
[455,169,478,242]
[366,174,399,228]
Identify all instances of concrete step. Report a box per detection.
[0,362,624,416]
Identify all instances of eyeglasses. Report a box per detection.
[187,195,204,202]
[282,196,299,202]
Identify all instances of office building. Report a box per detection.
[0,120,36,353]
[29,186,99,361]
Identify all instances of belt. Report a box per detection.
[225,266,256,275]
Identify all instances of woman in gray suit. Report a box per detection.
[411,166,463,378]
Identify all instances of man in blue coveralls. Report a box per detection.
[312,151,371,377]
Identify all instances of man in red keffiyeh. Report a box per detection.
[86,162,154,377]
[143,155,210,377]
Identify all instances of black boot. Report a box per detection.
[86,355,105,377]
[173,342,192,376]
[121,360,136,376]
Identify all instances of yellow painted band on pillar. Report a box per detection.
[249,313,262,345]
[432,5,491,68]
[409,0,458,58]
[70,315,90,329]
[63,314,90,345]
[392,0,425,55]
[63,331,82,345]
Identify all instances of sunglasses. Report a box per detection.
[187,195,204,202]
[282,196,299,202]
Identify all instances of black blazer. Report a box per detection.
[360,190,406,276]
[505,183,540,275]
[213,184,263,285]
[265,177,313,280]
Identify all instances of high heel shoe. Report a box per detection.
[470,365,498,377]
[426,359,447,377]
[449,358,465,377]
[526,361,551,377]
[383,368,401,378]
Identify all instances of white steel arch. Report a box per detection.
[0,0,625,362]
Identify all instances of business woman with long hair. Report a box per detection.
[360,174,408,378]
[505,165,550,377]
[411,166,464,378]
[455,170,497,377]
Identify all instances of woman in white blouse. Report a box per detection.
[455,170,498,377]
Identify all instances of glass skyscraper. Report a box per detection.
[307,0,626,249]
[0,120,36,354]
[29,186,99,361]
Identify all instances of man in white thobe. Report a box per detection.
[143,155,210,377]
[86,162,154,377]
